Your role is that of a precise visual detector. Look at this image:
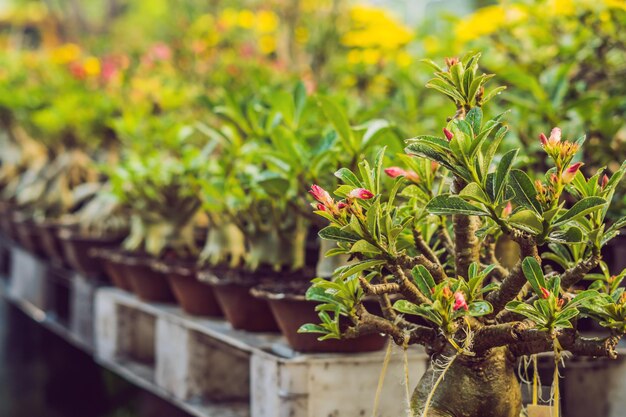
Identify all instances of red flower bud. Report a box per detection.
[348,188,374,200]
[443,128,454,141]
[453,291,469,311]
[384,167,407,178]
[502,202,512,218]
[557,298,565,308]
[309,184,334,206]
[561,162,583,184]
[316,203,326,212]
[539,133,549,147]
[442,286,452,299]
[337,201,348,209]
[601,174,609,189]
[540,287,550,299]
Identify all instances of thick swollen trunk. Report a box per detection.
[411,347,522,417]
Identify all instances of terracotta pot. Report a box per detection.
[198,268,279,332]
[93,248,133,291]
[252,281,387,353]
[120,253,176,303]
[0,202,18,241]
[151,260,222,317]
[58,229,124,279]
[37,221,70,266]
[13,214,46,257]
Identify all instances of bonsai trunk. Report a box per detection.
[411,347,522,417]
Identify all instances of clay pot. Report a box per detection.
[13,214,46,257]
[152,260,222,317]
[198,268,279,332]
[93,248,133,291]
[0,202,18,241]
[37,221,70,266]
[252,281,387,353]
[119,253,176,303]
[58,229,124,279]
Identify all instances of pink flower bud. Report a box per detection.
[540,287,550,299]
[453,291,469,311]
[601,174,609,189]
[348,188,374,200]
[384,167,407,178]
[539,133,548,147]
[549,127,562,144]
[316,203,326,212]
[561,162,583,184]
[502,202,512,218]
[443,128,454,141]
[309,184,333,206]
[337,201,348,209]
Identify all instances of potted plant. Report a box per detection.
[302,55,626,416]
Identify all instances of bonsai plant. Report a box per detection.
[302,54,626,416]
[107,138,204,304]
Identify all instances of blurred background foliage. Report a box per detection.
[0,0,624,217]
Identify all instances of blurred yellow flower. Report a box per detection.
[362,48,381,65]
[606,0,626,11]
[219,8,238,29]
[456,5,528,44]
[51,43,81,64]
[423,35,440,55]
[295,26,309,44]
[238,10,255,29]
[342,5,413,50]
[259,35,277,54]
[347,50,362,65]
[256,10,279,33]
[395,51,412,68]
[83,57,101,76]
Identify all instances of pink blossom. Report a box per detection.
[348,188,374,200]
[601,174,609,189]
[384,167,406,178]
[502,202,512,218]
[309,184,334,207]
[539,133,548,147]
[453,292,469,311]
[337,202,348,210]
[561,162,584,184]
[443,128,454,141]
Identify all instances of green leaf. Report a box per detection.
[426,194,489,216]
[493,149,518,202]
[460,182,490,204]
[466,107,482,135]
[297,323,329,334]
[335,168,362,188]
[509,169,542,214]
[318,226,360,243]
[349,239,382,255]
[552,197,607,227]
[522,257,546,296]
[505,301,547,325]
[509,210,543,235]
[412,265,436,299]
[317,96,356,152]
[336,259,386,279]
[469,301,493,317]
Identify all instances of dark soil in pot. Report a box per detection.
[198,267,280,332]
[252,281,387,353]
[58,229,124,279]
[119,253,176,303]
[152,260,222,317]
[92,248,133,291]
